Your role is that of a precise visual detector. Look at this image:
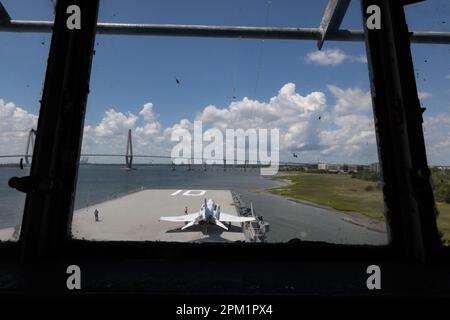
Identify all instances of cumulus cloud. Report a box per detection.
[327,85,372,115]
[189,83,326,153]
[163,118,193,139]
[92,109,137,138]
[163,83,377,163]
[317,85,376,161]
[306,49,346,66]
[0,99,38,156]
[139,102,156,122]
[353,55,368,63]
[3,83,448,165]
[306,48,367,66]
[319,114,375,160]
[418,91,432,100]
[81,103,163,155]
[423,114,450,165]
[0,84,377,164]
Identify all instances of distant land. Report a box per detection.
[0,163,20,168]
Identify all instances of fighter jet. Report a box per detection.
[159,199,255,231]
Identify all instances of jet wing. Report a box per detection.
[181,218,198,230]
[213,219,229,230]
[219,212,256,223]
[160,212,200,222]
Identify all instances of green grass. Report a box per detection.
[269,171,450,241]
[436,203,450,243]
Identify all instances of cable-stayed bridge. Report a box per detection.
[0,129,304,170]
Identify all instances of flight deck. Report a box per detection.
[72,189,249,242]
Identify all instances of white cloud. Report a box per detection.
[317,86,375,161]
[319,114,375,160]
[0,84,373,164]
[0,99,38,156]
[162,83,378,163]
[135,103,162,146]
[352,55,368,63]
[163,118,193,139]
[188,83,327,153]
[4,83,448,165]
[139,102,156,122]
[306,49,346,66]
[81,103,163,156]
[327,85,372,115]
[92,109,137,138]
[423,114,450,165]
[306,48,367,66]
[418,91,432,100]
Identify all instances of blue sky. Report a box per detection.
[0,0,449,164]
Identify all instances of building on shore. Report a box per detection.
[434,165,450,170]
[317,162,365,173]
[318,162,341,172]
[369,162,381,173]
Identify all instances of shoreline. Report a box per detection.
[264,176,387,234]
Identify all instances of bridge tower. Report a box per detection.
[25,129,36,166]
[125,129,133,169]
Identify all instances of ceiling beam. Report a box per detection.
[0,20,449,44]
[0,2,11,25]
[317,0,351,50]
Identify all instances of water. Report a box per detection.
[74,165,282,209]
[0,165,387,244]
[0,165,281,228]
[0,167,27,229]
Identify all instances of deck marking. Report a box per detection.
[183,190,206,196]
[170,190,183,196]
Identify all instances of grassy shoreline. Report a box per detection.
[269,171,450,241]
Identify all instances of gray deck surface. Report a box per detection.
[72,189,245,242]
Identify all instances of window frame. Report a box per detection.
[0,0,447,264]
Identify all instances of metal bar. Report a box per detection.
[19,0,100,261]
[1,20,450,44]
[24,129,36,166]
[408,31,450,44]
[318,0,351,50]
[0,155,27,158]
[361,0,441,262]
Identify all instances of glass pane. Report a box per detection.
[71,0,388,245]
[406,0,450,245]
[1,0,54,20]
[0,0,53,241]
[97,0,328,28]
